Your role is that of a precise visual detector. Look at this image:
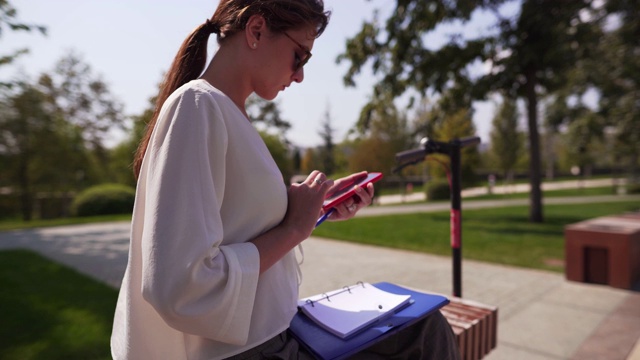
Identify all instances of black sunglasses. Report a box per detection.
[283,32,312,72]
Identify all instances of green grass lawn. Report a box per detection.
[313,201,640,272]
[0,250,117,360]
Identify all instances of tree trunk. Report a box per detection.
[18,155,33,222]
[16,110,33,222]
[630,153,639,182]
[524,67,544,223]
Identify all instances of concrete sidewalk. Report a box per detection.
[1,196,639,359]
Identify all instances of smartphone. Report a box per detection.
[322,172,383,211]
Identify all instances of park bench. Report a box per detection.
[441,297,498,360]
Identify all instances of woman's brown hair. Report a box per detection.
[132,0,330,178]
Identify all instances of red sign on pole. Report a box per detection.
[450,209,461,249]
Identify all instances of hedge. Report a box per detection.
[71,183,135,217]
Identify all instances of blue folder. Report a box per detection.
[289,282,449,360]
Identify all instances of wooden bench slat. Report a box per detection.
[441,298,498,360]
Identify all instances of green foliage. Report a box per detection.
[246,93,291,131]
[1,83,55,220]
[0,249,116,360]
[70,183,135,217]
[347,97,414,175]
[1,54,127,220]
[301,147,321,175]
[0,0,47,88]
[37,53,125,150]
[425,178,450,200]
[541,2,639,179]
[628,182,640,194]
[0,0,47,37]
[109,96,155,187]
[433,108,480,186]
[318,106,336,175]
[258,131,294,182]
[489,96,522,180]
[1,82,106,220]
[0,193,20,220]
[594,7,640,178]
[108,142,136,187]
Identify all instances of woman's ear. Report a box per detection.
[245,14,267,49]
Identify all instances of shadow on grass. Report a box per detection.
[467,213,582,237]
[0,249,116,360]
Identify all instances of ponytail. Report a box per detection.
[132,20,219,178]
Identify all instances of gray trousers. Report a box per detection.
[225,311,461,360]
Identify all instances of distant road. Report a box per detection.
[359,194,640,218]
[375,177,628,205]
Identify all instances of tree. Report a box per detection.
[109,96,154,187]
[258,130,294,183]
[0,0,46,87]
[291,147,302,174]
[318,105,336,175]
[36,53,125,182]
[595,0,640,180]
[246,93,291,134]
[565,111,605,177]
[301,147,320,175]
[489,96,522,182]
[347,96,413,174]
[429,107,480,187]
[339,0,604,222]
[38,53,125,148]
[0,53,126,220]
[0,82,91,220]
[0,83,49,220]
[245,93,298,180]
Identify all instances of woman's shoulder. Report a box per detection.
[159,80,248,137]
[167,79,230,110]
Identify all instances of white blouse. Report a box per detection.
[111,80,300,359]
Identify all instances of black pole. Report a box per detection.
[450,140,462,298]
[450,136,480,298]
[394,136,480,299]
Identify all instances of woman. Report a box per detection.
[111,1,459,359]
[112,1,373,359]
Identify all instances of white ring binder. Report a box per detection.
[297,282,413,339]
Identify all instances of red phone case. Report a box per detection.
[322,172,382,210]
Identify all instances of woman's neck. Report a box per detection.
[201,44,252,119]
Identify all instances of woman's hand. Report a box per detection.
[252,171,333,274]
[281,170,334,240]
[255,170,373,274]
[325,171,375,222]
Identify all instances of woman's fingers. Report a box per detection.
[330,183,375,220]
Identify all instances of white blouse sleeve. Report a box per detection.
[139,89,260,345]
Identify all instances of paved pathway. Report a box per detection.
[1,194,639,359]
[377,178,628,205]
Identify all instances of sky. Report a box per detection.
[2,0,502,149]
